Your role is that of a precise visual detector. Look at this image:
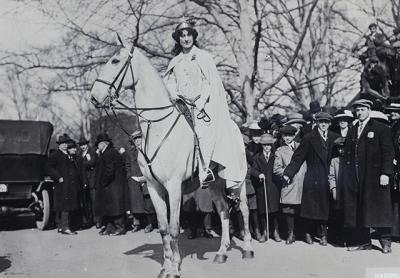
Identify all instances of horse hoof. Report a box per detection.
[213,254,228,264]
[242,250,254,259]
[158,269,167,278]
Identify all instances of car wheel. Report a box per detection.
[35,189,50,230]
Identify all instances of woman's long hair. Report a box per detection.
[171,29,199,56]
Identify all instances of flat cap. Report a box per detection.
[352,99,373,109]
[314,112,333,121]
[279,125,297,135]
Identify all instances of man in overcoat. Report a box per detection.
[283,112,339,246]
[45,134,80,235]
[126,130,157,233]
[78,137,97,228]
[343,99,394,253]
[386,103,400,238]
[94,133,128,236]
[251,133,281,242]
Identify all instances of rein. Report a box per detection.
[92,44,182,186]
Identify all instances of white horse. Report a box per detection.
[91,42,254,278]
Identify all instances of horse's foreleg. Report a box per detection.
[209,183,230,264]
[238,181,254,259]
[147,185,171,278]
[166,180,182,278]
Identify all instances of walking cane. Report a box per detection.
[261,177,269,241]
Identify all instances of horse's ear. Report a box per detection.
[115,33,125,48]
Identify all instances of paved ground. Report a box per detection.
[1,217,400,278]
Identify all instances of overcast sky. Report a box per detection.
[0,0,60,51]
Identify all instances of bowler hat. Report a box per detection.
[78,136,89,146]
[314,112,333,121]
[56,134,71,144]
[95,133,112,146]
[279,125,297,135]
[259,133,275,145]
[352,99,373,109]
[172,19,198,42]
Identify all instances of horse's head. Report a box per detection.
[91,43,137,108]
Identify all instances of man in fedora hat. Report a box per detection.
[46,134,80,235]
[164,18,247,196]
[343,99,394,253]
[94,133,128,236]
[77,136,97,229]
[283,112,339,246]
[125,130,157,233]
[250,133,281,242]
[285,112,307,142]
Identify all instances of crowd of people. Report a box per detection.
[239,98,400,254]
[45,131,156,236]
[43,19,400,257]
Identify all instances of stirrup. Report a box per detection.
[200,168,215,189]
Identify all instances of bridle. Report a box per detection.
[91,43,181,185]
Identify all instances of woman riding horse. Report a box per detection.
[164,19,247,200]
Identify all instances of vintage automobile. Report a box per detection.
[0,120,54,230]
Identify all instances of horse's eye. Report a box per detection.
[111,58,120,64]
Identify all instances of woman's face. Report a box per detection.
[179,29,194,51]
[339,120,348,129]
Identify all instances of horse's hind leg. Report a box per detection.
[209,180,230,264]
[147,184,172,278]
[236,180,254,259]
[165,179,182,278]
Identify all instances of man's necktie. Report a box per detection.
[358,122,363,138]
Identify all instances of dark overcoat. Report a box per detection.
[284,128,339,220]
[244,147,258,210]
[94,144,128,217]
[125,146,147,214]
[81,148,97,189]
[342,119,394,228]
[250,151,280,214]
[45,149,80,211]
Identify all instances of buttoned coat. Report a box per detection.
[284,128,339,220]
[274,143,306,205]
[94,144,128,217]
[46,149,80,211]
[343,119,394,227]
[250,151,280,214]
